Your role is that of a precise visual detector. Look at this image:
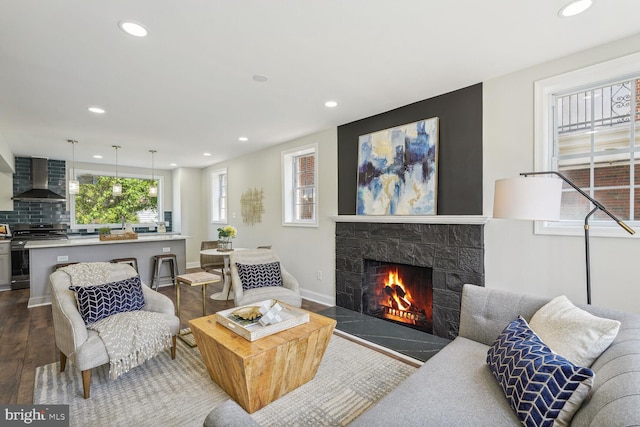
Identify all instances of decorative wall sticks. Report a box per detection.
[241,188,265,225]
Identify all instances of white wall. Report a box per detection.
[172,167,204,268]
[483,33,640,313]
[203,128,338,305]
[0,132,15,173]
[0,132,16,210]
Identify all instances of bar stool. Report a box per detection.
[150,254,178,290]
[111,257,139,272]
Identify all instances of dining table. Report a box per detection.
[199,247,248,300]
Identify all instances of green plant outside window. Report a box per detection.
[74,175,158,225]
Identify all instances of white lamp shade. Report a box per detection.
[493,177,562,221]
[68,179,80,195]
[112,183,122,197]
[149,185,158,197]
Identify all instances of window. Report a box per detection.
[282,145,317,226]
[211,168,227,223]
[70,169,161,229]
[535,52,640,236]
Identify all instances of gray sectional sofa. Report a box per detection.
[351,284,640,426]
[206,284,640,426]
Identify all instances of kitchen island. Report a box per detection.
[26,234,188,308]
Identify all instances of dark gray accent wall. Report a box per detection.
[337,83,483,215]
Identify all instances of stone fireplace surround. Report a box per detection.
[335,219,485,339]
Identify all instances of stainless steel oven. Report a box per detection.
[10,239,30,289]
[10,224,68,290]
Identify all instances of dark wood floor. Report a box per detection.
[0,272,328,405]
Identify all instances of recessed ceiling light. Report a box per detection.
[324,100,338,108]
[93,154,103,159]
[558,0,593,17]
[88,106,106,114]
[238,137,249,142]
[253,74,269,83]
[170,163,177,167]
[203,152,212,156]
[118,20,148,37]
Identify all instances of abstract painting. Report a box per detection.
[357,117,439,215]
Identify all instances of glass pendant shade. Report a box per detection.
[112,145,122,197]
[68,139,79,195]
[149,149,158,197]
[112,183,122,196]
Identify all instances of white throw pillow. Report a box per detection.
[529,295,621,367]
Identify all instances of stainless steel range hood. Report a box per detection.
[12,157,66,202]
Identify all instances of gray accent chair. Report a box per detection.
[203,400,260,427]
[229,249,302,307]
[50,263,180,398]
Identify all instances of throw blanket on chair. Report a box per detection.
[88,310,172,380]
[60,262,111,286]
[60,262,172,380]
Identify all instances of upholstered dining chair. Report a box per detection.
[50,263,180,398]
[200,240,225,276]
[229,249,302,307]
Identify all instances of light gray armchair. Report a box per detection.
[50,263,180,398]
[229,249,302,307]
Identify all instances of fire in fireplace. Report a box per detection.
[362,260,433,334]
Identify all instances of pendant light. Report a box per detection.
[67,139,79,195]
[112,145,122,196]
[149,150,158,197]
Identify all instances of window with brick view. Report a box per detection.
[294,154,315,220]
[282,144,317,226]
[554,76,640,222]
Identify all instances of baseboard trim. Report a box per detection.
[300,288,335,306]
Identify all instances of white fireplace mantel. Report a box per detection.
[330,215,490,225]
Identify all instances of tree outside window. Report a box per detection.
[73,174,159,226]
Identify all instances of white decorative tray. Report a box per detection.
[216,299,310,341]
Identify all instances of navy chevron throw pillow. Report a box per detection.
[236,262,283,291]
[487,316,594,427]
[70,275,145,325]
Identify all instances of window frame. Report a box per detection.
[534,51,640,238]
[282,144,318,227]
[69,167,163,231]
[210,168,228,224]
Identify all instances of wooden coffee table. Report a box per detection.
[189,309,336,413]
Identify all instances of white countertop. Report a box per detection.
[25,233,189,249]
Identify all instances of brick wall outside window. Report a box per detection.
[561,164,640,221]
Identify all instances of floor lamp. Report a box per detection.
[493,171,635,305]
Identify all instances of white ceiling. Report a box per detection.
[1,1,639,170]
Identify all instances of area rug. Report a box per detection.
[34,335,417,426]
